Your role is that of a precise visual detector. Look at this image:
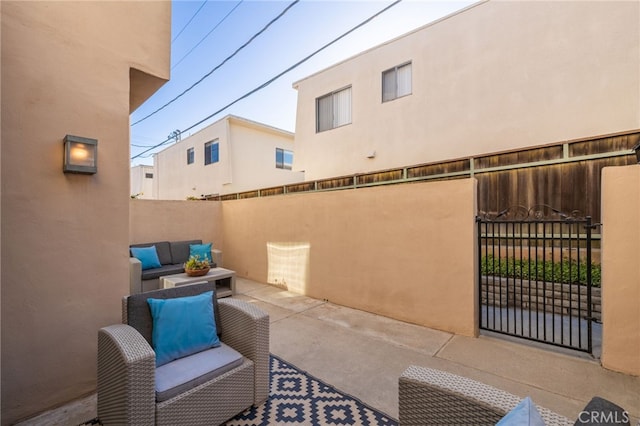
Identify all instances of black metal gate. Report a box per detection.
[477,205,597,353]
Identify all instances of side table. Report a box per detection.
[160,267,236,298]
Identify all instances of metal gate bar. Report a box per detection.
[477,206,594,353]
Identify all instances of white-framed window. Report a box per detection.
[204,140,219,165]
[187,147,194,165]
[316,86,352,133]
[145,173,153,179]
[276,148,293,170]
[382,62,412,102]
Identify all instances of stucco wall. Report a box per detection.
[222,179,479,336]
[128,170,640,378]
[1,2,170,423]
[129,200,223,249]
[154,116,304,200]
[601,165,640,376]
[227,119,305,194]
[293,1,640,180]
[130,165,155,199]
[155,118,231,200]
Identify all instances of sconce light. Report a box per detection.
[63,135,97,174]
[633,142,640,164]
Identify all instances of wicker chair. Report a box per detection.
[399,366,573,426]
[97,282,269,425]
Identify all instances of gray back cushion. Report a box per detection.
[130,241,172,266]
[126,281,221,346]
[170,239,202,265]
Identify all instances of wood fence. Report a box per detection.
[209,130,640,224]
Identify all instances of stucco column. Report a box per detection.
[601,165,640,376]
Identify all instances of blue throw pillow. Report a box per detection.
[131,246,162,270]
[190,243,213,263]
[147,291,220,367]
[496,397,546,426]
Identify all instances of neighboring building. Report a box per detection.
[293,1,640,181]
[152,115,304,200]
[130,164,155,199]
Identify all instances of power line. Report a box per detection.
[172,0,207,44]
[131,0,402,161]
[131,137,175,157]
[172,0,244,71]
[131,134,166,147]
[131,0,298,127]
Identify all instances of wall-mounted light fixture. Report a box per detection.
[63,135,97,174]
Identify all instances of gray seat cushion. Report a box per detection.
[130,241,172,265]
[170,239,202,265]
[155,343,244,402]
[140,264,184,281]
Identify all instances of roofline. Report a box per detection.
[292,0,488,90]
[225,114,294,138]
[151,114,294,156]
[183,114,293,140]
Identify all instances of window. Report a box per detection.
[382,62,412,102]
[276,148,293,170]
[316,86,352,132]
[145,173,153,179]
[187,147,194,165]
[204,140,219,165]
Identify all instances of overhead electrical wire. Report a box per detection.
[131,133,168,148]
[131,0,299,127]
[172,0,207,44]
[131,0,402,160]
[172,0,244,71]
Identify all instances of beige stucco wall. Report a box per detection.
[294,1,640,180]
[222,179,479,336]
[226,118,305,194]
[601,165,640,376]
[154,116,304,199]
[130,165,155,199]
[1,2,170,423]
[129,200,223,249]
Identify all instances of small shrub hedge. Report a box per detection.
[480,254,601,287]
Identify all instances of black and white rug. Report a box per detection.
[225,355,398,426]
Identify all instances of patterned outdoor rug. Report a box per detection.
[225,354,398,426]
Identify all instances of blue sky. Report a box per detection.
[130,0,474,165]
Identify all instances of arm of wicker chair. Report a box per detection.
[398,366,572,426]
[218,298,270,405]
[98,324,156,426]
[212,249,223,268]
[129,257,142,295]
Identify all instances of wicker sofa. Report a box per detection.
[399,366,573,426]
[129,239,223,294]
[97,281,269,425]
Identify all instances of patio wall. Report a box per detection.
[601,165,640,376]
[1,2,170,424]
[129,199,223,247]
[222,179,479,336]
[124,169,640,377]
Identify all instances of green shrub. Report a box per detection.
[480,254,601,287]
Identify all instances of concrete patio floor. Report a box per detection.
[18,278,640,425]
